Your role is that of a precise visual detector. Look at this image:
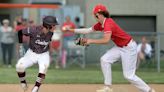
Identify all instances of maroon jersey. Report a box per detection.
[22,26,53,53]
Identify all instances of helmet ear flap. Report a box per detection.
[43,22,52,30]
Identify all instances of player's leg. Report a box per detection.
[97,46,121,92]
[32,52,50,92]
[121,41,153,92]
[16,49,37,91]
[16,57,34,91]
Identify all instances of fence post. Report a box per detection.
[157,33,161,72]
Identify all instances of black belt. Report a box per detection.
[118,38,132,48]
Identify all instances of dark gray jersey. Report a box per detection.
[22,26,53,53]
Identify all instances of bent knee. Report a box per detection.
[39,64,49,74]
[16,62,25,72]
[123,73,135,81]
[100,56,106,63]
[100,56,110,64]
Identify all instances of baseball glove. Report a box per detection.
[75,38,88,46]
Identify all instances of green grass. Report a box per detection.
[0,64,164,84]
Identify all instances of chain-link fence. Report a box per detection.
[58,32,164,72]
[1,31,163,72]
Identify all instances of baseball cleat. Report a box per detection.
[32,86,39,92]
[96,86,113,92]
[20,83,28,92]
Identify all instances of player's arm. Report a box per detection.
[63,27,94,34]
[17,30,25,57]
[18,27,31,43]
[17,27,32,57]
[87,32,112,44]
[18,30,23,44]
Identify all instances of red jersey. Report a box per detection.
[93,18,132,47]
[62,22,76,37]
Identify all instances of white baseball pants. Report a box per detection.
[100,40,151,92]
[16,49,50,74]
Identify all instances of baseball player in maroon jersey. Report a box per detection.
[16,16,58,92]
[62,4,155,92]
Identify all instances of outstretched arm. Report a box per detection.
[62,27,93,34]
[87,32,112,44]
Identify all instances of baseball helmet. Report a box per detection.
[43,16,58,29]
[93,4,107,14]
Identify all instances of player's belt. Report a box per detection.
[118,38,133,48]
[30,49,48,54]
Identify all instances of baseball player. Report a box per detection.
[16,16,58,92]
[62,4,155,92]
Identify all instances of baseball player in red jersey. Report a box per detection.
[16,16,58,92]
[62,4,155,92]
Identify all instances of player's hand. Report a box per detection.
[19,44,25,57]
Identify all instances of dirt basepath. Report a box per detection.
[0,84,163,92]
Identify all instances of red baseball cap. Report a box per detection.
[93,4,107,14]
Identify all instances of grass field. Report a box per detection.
[0,62,164,84]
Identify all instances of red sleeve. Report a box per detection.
[103,19,112,34]
[92,22,103,31]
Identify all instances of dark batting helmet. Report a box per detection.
[43,16,59,29]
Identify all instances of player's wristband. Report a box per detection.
[19,44,25,57]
